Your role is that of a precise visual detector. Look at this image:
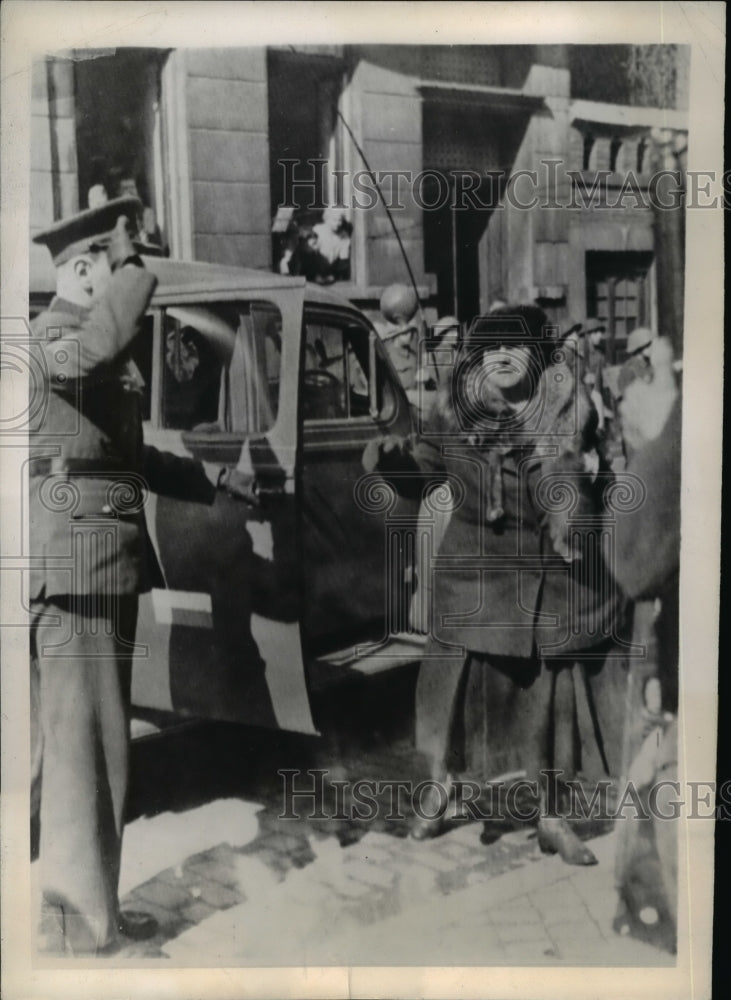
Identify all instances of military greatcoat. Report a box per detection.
[30,263,215,954]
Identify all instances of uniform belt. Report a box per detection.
[29,457,127,477]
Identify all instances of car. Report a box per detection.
[30,255,427,736]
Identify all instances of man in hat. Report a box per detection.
[29,197,224,955]
[376,283,422,391]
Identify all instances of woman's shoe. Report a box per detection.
[537,817,598,866]
[411,780,450,841]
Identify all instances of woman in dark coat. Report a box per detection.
[364,305,622,865]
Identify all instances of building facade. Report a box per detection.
[31,43,688,358]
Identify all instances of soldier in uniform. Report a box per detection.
[29,197,225,955]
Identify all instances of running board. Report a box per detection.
[313,632,427,679]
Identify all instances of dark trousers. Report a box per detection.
[31,594,138,954]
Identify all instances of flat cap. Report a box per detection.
[32,196,143,265]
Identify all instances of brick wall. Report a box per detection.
[183,49,271,268]
[348,50,427,292]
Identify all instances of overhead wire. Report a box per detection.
[286,46,425,325]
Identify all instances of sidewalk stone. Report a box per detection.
[496,922,554,946]
[180,898,218,926]
[466,865,497,887]
[134,877,194,913]
[185,853,242,891]
[435,868,470,895]
[433,840,476,864]
[344,859,398,889]
[237,844,290,879]
[280,873,341,908]
[194,878,244,910]
[342,888,401,927]
[495,898,544,926]
[536,894,593,928]
[157,864,206,893]
[397,862,437,906]
[322,875,373,899]
[528,879,584,920]
[344,845,394,865]
[409,847,458,873]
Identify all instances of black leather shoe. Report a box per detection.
[479,822,504,846]
[537,817,598,866]
[411,781,449,841]
[118,910,158,941]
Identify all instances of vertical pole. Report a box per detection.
[450,178,459,318]
[45,58,63,220]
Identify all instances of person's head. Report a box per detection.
[432,315,460,348]
[87,184,108,210]
[33,196,144,307]
[380,283,419,327]
[55,250,112,306]
[584,319,606,348]
[464,304,548,386]
[454,304,549,422]
[118,176,140,199]
[166,327,201,383]
[625,326,656,361]
[321,206,346,232]
[379,283,421,351]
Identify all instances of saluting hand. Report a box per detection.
[107,215,138,272]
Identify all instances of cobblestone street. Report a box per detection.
[40,708,675,969]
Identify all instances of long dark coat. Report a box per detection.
[364,356,620,659]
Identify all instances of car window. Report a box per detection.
[138,301,282,434]
[303,314,385,422]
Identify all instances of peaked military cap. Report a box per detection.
[32,196,144,265]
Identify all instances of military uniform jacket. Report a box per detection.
[364,361,619,659]
[29,265,215,599]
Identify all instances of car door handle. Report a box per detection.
[224,468,287,506]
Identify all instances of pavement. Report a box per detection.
[89,723,675,969]
[28,686,676,969]
[115,806,673,968]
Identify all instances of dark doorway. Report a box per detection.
[423,176,498,322]
[422,99,531,324]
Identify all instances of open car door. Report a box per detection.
[132,280,316,733]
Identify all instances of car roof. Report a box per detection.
[30,250,365,313]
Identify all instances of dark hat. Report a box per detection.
[582,318,606,336]
[463,303,549,353]
[32,196,143,265]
